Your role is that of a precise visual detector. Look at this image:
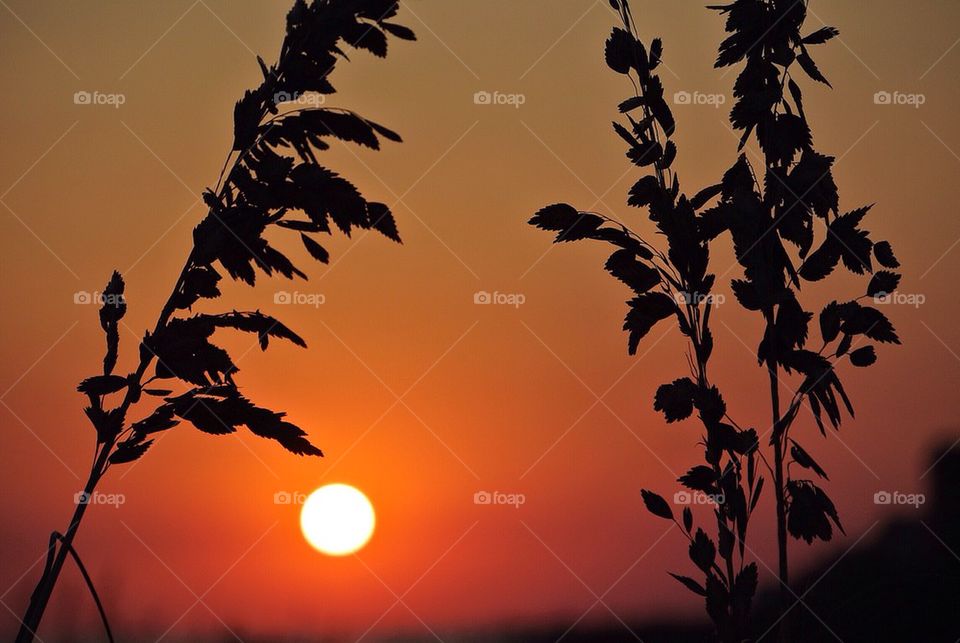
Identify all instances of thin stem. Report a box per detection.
[764,309,791,643]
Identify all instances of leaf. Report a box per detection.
[618,96,645,113]
[693,386,727,426]
[819,301,842,343]
[787,480,844,543]
[750,477,764,512]
[802,26,840,45]
[690,184,722,211]
[301,233,330,263]
[628,176,662,208]
[529,203,580,232]
[669,573,706,597]
[77,375,128,396]
[169,388,323,456]
[641,489,673,520]
[799,239,841,281]
[849,345,877,367]
[689,529,716,573]
[623,293,677,354]
[380,22,416,41]
[796,48,831,87]
[233,88,263,151]
[202,311,307,349]
[873,241,900,268]
[683,506,693,532]
[840,305,900,344]
[660,140,677,169]
[99,271,126,326]
[833,207,875,274]
[649,38,663,69]
[109,438,153,464]
[367,202,401,243]
[867,270,901,298]
[790,442,829,480]
[143,388,173,397]
[130,404,179,434]
[788,78,805,119]
[85,406,124,443]
[605,27,639,74]
[654,377,697,422]
[679,465,717,492]
[605,250,660,293]
[346,22,387,57]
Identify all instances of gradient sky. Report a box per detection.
[2,1,960,640]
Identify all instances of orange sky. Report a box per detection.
[2,1,960,640]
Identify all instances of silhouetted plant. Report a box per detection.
[16,2,414,641]
[529,1,901,641]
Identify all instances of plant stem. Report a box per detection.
[15,442,113,643]
[15,250,198,642]
[765,310,791,643]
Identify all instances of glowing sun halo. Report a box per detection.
[300,484,376,556]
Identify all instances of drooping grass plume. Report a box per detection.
[16,2,414,641]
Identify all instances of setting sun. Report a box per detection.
[300,484,376,556]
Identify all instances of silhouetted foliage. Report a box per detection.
[16,3,414,642]
[529,0,901,640]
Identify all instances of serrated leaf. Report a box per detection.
[873,241,900,268]
[654,377,697,422]
[78,375,129,396]
[849,345,876,367]
[669,573,706,596]
[641,489,673,520]
[867,270,900,298]
[301,233,330,263]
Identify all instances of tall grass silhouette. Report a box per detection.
[15,2,414,641]
[529,1,901,640]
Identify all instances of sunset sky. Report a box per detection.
[2,0,960,640]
